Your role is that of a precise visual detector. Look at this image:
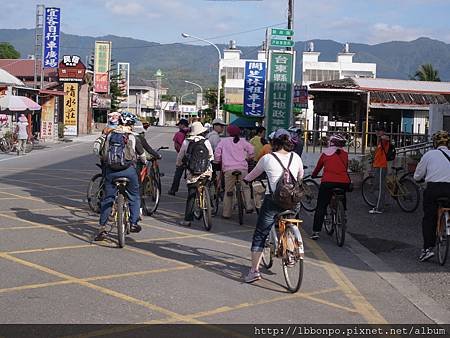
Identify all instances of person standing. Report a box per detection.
[369,125,390,214]
[168,119,190,196]
[16,114,29,156]
[206,118,227,151]
[249,127,266,160]
[414,130,450,262]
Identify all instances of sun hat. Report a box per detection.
[212,118,227,126]
[189,121,208,136]
[227,125,241,137]
[18,114,27,122]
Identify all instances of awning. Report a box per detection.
[0,68,25,87]
[0,95,41,112]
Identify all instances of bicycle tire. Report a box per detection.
[301,179,319,212]
[396,177,420,213]
[236,184,244,225]
[361,175,378,207]
[211,183,220,216]
[141,171,161,216]
[437,212,449,266]
[116,193,126,248]
[324,205,334,235]
[261,227,275,269]
[282,226,304,293]
[335,199,346,247]
[201,186,213,231]
[87,173,104,214]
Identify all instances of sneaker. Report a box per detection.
[369,208,383,214]
[94,230,107,241]
[130,224,142,233]
[244,269,261,283]
[168,190,176,196]
[310,232,320,240]
[419,248,434,262]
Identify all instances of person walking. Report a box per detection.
[206,118,227,151]
[168,119,190,196]
[215,125,255,219]
[249,127,266,160]
[414,130,450,262]
[16,114,29,156]
[369,125,390,214]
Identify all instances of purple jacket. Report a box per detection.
[215,137,255,172]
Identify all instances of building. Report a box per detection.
[302,42,377,130]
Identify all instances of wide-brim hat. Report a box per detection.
[189,121,208,136]
[212,118,227,126]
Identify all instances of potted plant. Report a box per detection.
[348,158,365,188]
[407,152,422,173]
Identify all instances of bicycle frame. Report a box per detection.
[437,207,450,236]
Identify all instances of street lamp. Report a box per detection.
[181,33,221,119]
[184,80,203,115]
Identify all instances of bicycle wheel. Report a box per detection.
[236,184,244,225]
[324,206,334,235]
[141,172,161,216]
[282,226,304,293]
[437,212,449,266]
[87,173,104,214]
[211,183,220,216]
[301,179,319,212]
[116,194,126,248]
[25,141,33,153]
[335,199,346,247]
[201,186,212,231]
[261,227,275,269]
[396,178,420,213]
[361,175,378,207]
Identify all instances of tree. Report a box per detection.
[414,64,441,82]
[109,73,123,112]
[0,42,20,59]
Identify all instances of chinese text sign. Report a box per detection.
[43,7,61,69]
[244,61,266,117]
[63,83,78,136]
[94,41,112,93]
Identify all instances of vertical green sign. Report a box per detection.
[266,51,294,133]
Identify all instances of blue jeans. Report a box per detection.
[99,166,141,226]
[251,195,283,252]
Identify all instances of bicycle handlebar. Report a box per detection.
[157,146,169,152]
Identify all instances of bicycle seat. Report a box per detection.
[113,177,130,185]
[332,188,346,195]
[437,197,450,206]
[232,170,242,177]
[391,166,403,172]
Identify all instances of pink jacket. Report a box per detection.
[215,137,255,172]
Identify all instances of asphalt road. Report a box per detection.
[0,127,448,330]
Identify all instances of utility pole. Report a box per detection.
[287,0,294,50]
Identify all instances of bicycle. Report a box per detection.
[87,163,104,214]
[0,136,12,153]
[193,177,213,231]
[261,210,305,293]
[300,171,320,212]
[362,166,420,212]
[210,164,223,217]
[232,170,248,225]
[112,177,131,248]
[436,197,450,266]
[323,188,347,247]
[140,146,168,216]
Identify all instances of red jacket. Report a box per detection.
[312,150,350,184]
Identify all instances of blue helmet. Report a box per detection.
[120,111,138,126]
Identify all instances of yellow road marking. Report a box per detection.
[0,212,68,234]
[301,294,359,313]
[0,191,43,202]
[0,280,74,294]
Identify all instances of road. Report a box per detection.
[0,127,448,332]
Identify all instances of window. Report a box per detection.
[303,69,339,82]
[223,67,245,79]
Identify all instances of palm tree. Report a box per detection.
[414,64,441,82]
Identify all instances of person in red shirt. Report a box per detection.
[169,119,190,196]
[311,134,351,240]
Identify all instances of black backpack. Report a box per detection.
[269,153,303,209]
[104,132,134,171]
[183,139,210,175]
[382,142,396,161]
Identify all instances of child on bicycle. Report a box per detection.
[310,134,351,240]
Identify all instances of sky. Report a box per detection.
[1,0,450,46]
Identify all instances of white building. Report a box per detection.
[302,42,377,130]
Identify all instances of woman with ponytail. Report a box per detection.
[215,125,255,219]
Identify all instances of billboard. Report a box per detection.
[41,97,55,139]
[43,7,61,69]
[117,62,130,106]
[243,61,266,117]
[58,55,86,82]
[94,41,112,93]
[293,84,308,109]
[63,83,78,136]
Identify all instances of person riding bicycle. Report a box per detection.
[243,129,304,283]
[249,126,266,160]
[214,125,255,219]
[413,130,450,262]
[133,121,161,160]
[310,134,351,240]
[177,122,214,227]
[168,119,190,196]
[94,111,147,241]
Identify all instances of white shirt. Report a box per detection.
[414,146,450,183]
[245,151,304,194]
[206,130,221,151]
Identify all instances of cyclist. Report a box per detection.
[414,130,450,262]
[369,125,391,214]
[177,122,214,227]
[310,134,351,240]
[243,129,304,283]
[249,127,266,160]
[133,121,161,160]
[288,126,304,158]
[206,118,227,151]
[168,119,190,196]
[94,112,147,241]
[215,125,255,219]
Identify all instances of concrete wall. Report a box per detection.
[429,104,450,136]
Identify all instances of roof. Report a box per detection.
[0,68,25,86]
[0,59,57,78]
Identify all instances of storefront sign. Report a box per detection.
[243,61,266,117]
[293,84,308,109]
[94,41,112,93]
[43,7,61,69]
[117,62,130,106]
[41,97,55,139]
[63,83,78,136]
[58,55,86,82]
[266,51,295,133]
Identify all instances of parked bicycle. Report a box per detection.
[140,146,168,216]
[0,136,12,153]
[261,210,305,293]
[192,177,213,231]
[323,187,347,247]
[362,166,420,212]
[436,197,450,266]
[87,164,104,214]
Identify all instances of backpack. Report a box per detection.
[269,153,304,209]
[103,132,135,171]
[183,139,210,175]
[382,142,396,161]
[93,134,106,157]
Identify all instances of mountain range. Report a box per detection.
[1,29,450,95]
